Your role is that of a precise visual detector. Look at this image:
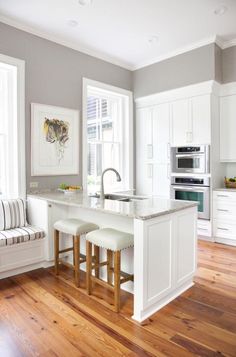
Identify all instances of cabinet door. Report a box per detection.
[136,107,153,161]
[171,99,190,146]
[191,95,211,144]
[153,163,170,198]
[136,163,153,195]
[136,108,153,195]
[153,103,170,163]
[220,95,236,161]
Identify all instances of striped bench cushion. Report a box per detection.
[0,199,27,230]
[0,226,45,247]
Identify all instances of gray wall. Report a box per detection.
[0,22,132,191]
[222,46,236,83]
[133,44,216,98]
[215,44,223,83]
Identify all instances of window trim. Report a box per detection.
[0,53,25,198]
[82,78,133,193]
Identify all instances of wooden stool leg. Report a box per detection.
[107,250,113,285]
[73,236,75,267]
[94,245,100,278]
[114,250,121,312]
[74,235,80,287]
[86,241,92,295]
[54,229,59,275]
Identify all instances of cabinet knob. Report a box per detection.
[48,204,52,208]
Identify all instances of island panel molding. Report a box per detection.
[31,103,79,176]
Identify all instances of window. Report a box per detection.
[83,79,133,194]
[0,54,25,198]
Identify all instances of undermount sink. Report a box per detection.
[90,193,147,202]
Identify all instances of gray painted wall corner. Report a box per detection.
[222,45,236,83]
[132,43,216,98]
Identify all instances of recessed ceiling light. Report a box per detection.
[214,5,228,15]
[67,20,78,27]
[148,36,159,45]
[78,0,93,5]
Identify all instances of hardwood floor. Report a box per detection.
[0,240,236,357]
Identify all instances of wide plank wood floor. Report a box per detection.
[0,240,236,357]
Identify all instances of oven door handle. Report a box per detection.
[175,154,202,158]
[172,186,209,192]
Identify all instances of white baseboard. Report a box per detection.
[132,279,194,323]
[198,235,214,242]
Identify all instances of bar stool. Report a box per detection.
[86,228,134,312]
[54,218,99,287]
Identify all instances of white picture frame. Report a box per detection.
[31,103,79,176]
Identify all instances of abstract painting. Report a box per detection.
[31,103,79,176]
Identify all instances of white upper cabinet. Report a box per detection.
[220,94,236,162]
[136,103,170,197]
[170,95,211,146]
[191,95,211,145]
[153,104,170,163]
[136,107,152,162]
[136,107,153,196]
[170,99,190,146]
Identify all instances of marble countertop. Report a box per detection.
[27,191,198,221]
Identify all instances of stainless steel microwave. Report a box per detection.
[171,145,210,174]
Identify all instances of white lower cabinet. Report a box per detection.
[213,190,236,246]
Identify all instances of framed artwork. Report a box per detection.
[31,103,79,176]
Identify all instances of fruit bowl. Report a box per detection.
[58,184,82,194]
[224,177,236,189]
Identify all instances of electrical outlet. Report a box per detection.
[30,182,39,188]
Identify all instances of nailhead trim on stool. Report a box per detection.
[54,218,99,287]
[86,228,134,312]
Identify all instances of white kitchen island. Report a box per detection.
[27,191,198,323]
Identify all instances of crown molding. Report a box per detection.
[0,15,236,71]
[0,15,134,71]
[132,36,219,70]
[214,35,236,49]
[221,38,236,49]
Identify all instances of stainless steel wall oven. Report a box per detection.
[171,176,210,220]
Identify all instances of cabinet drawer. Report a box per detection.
[213,201,236,220]
[197,219,211,237]
[213,219,236,240]
[213,190,236,202]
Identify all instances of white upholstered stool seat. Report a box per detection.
[86,228,134,312]
[86,228,134,251]
[54,218,99,287]
[54,218,98,236]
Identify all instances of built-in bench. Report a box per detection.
[0,199,46,279]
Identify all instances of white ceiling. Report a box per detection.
[0,0,236,70]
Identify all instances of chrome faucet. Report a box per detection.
[100,168,121,199]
